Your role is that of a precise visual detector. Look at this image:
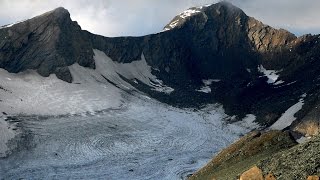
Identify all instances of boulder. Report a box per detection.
[307,176,319,180]
[239,166,263,180]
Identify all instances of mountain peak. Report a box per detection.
[33,7,71,24]
[212,1,245,14]
[215,0,238,7]
[0,7,94,82]
[0,7,70,30]
[42,7,70,19]
[52,7,68,13]
[163,1,245,31]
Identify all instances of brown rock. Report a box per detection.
[294,119,320,137]
[240,166,263,180]
[307,175,319,180]
[265,173,276,180]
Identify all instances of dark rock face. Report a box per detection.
[0,7,94,82]
[1,2,320,128]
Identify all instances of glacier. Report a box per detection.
[0,50,257,179]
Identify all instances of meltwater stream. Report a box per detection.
[0,95,253,180]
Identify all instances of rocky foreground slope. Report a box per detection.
[190,131,319,179]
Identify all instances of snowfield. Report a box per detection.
[0,50,257,179]
[270,93,307,130]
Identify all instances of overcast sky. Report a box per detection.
[0,0,319,37]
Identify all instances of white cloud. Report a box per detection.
[0,0,319,37]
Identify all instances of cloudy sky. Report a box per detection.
[0,0,319,37]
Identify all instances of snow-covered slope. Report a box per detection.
[0,63,123,116]
[93,49,174,94]
[0,49,259,179]
[0,49,175,116]
[270,93,307,130]
[163,4,211,31]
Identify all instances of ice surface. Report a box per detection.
[0,97,256,179]
[258,65,281,84]
[270,93,307,130]
[0,116,18,157]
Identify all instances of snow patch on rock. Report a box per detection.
[196,79,220,93]
[179,9,201,19]
[93,49,174,94]
[258,65,281,84]
[228,114,260,131]
[296,136,311,144]
[274,80,285,85]
[270,93,307,130]
[163,5,209,31]
[167,19,180,29]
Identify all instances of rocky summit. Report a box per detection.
[0,1,319,179]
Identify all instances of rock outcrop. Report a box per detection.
[307,176,320,180]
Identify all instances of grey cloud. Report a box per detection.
[0,0,319,37]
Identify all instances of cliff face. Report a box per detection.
[0,7,94,82]
[1,2,320,131]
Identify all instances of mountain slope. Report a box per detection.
[1,2,320,133]
[0,2,319,179]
